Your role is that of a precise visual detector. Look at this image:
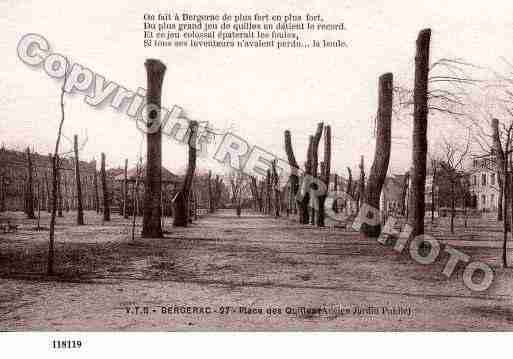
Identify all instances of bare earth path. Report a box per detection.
[1,210,513,330]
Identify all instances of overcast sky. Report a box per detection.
[1,0,512,176]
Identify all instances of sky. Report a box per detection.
[1,0,512,176]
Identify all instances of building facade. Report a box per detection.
[469,153,499,211]
[0,147,98,212]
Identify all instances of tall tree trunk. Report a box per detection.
[74,135,84,225]
[25,147,35,219]
[101,152,110,221]
[173,121,198,227]
[57,167,63,218]
[36,181,42,230]
[492,118,509,267]
[333,173,339,213]
[123,158,129,219]
[408,28,431,237]
[361,73,393,237]
[48,78,66,276]
[142,59,166,237]
[208,170,214,213]
[431,162,437,224]
[284,130,300,218]
[317,125,331,227]
[93,168,100,213]
[310,123,324,225]
[450,181,455,234]
[498,175,503,221]
[401,171,410,217]
[272,160,280,218]
[44,171,50,213]
[357,156,366,209]
[131,159,143,240]
[265,169,271,215]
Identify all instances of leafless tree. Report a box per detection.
[362,73,393,236]
[142,59,166,238]
[438,133,470,233]
[229,170,247,217]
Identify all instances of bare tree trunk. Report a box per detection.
[450,181,455,234]
[93,168,100,213]
[36,181,41,230]
[57,168,63,218]
[25,147,35,219]
[101,152,110,221]
[318,125,331,227]
[332,173,339,213]
[299,136,314,224]
[74,135,84,225]
[357,156,366,208]
[142,59,166,237]
[361,73,393,237]
[44,171,50,213]
[498,175,503,221]
[310,123,324,225]
[431,161,437,224]
[173,121,198,227]
[492,118,509,267]
[132,159,142,240]
[48,77,67,275]
[63,173,69,211]
[208,170,214,213]
[504,170,510,267]
[272,160,280,218]
[123,158,128,219]
[401,171,410,217]
[284,130,300,218]
[409,28,431,237]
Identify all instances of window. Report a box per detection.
[482,174,487,186]
[491,194,495,207]
[491,173,495,186]
[473,175,477,186]
[482,195,486,207]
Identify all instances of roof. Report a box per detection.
[114,165,181,183]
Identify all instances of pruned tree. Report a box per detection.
[74,134,84,225]
[57,169,63,218]
[123,158,128,219]
[492,118,512,267]
[408,28,431,238]
[317,125,331,227]
[265,169,271,215]
[401,171,410,217]
[142,58,166,238]
[47,70,67,275]
[101,152,110,222]
[284,130,300,217]
[131,156,143,240]
[229,170,247,217]
[207,170,214,213]
[438,134,470,234]
[25,147,35,219]
[310,123,324,224]
[249,176,263,212]
[173,120,198,227]
[357,155,365,208]
[429,156,439,224]
[271,159,281,218]
[93,161,100,213]
[361,73,393,237]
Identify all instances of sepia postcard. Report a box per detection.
[1,0,513,355]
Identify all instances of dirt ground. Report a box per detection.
[1,209,513,331]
